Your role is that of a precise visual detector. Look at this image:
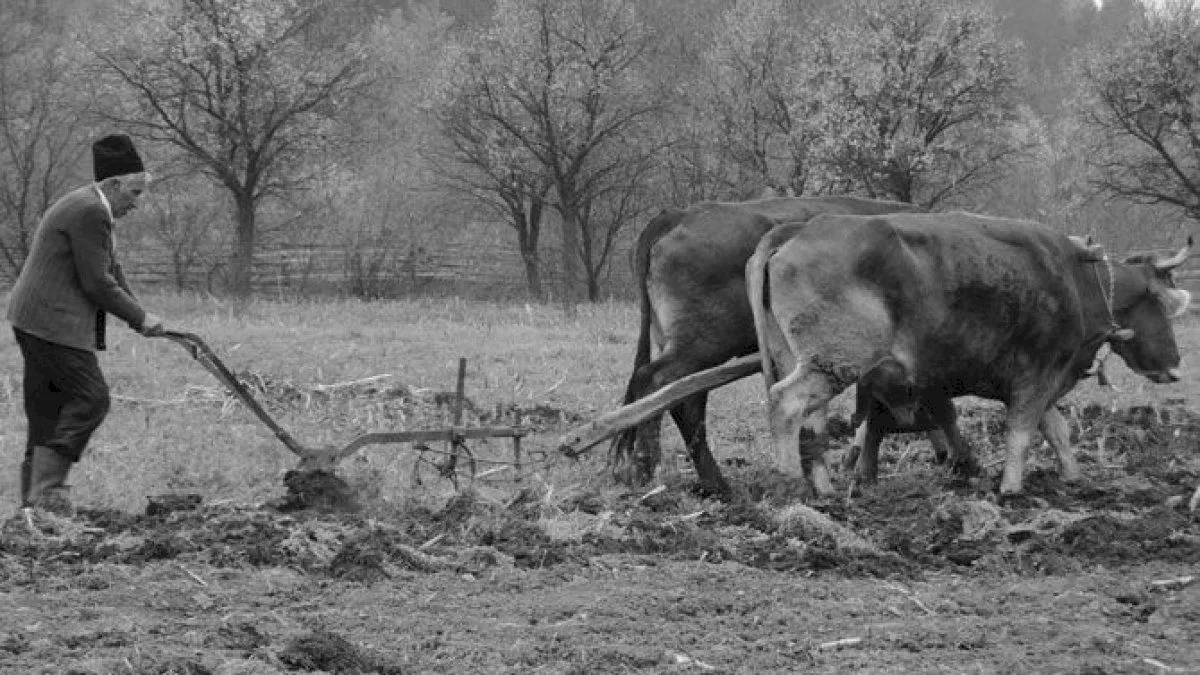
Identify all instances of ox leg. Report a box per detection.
[942,423,978,477]
[922,397,977,476]
[851,420,884,484]
[669,392,730,497]
[801,409,835,498]
[999,403,1048,494]
[614,354,729,490]
[628,414,665,485]
[767,368,836,498]
[999,425,1034,495]
[610,358,666,485]
[927,430,951,465]
[1039,406,1081,483]
[842,422,867,471]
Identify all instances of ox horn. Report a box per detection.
[1154,235,1193,271]
[1109,327,1136,341]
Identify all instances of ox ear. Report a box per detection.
[1154,235,1193,271]
[1158,288,1192,318]
[1068,235,1104,262]
[1109,327,1136,342]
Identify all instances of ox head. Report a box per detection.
[861,356,920,427]
[1106,237,1193,383]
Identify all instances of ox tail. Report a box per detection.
[748,223,806,397]
[746,244,778,398]
[622,208,685,404]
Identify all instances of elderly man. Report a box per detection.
[7,133,167,516]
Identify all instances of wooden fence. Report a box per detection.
[113,238,1200,302]
[117,236,640,300]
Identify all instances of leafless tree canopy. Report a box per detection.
[0,0,1189,300]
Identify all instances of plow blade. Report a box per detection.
[558,354,762,457]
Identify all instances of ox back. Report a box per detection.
[612,196,926,495]
[750,211,1190,497]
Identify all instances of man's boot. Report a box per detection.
[27,446,73,516]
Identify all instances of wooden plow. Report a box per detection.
[161,331,530,489]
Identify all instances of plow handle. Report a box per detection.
[159,330,309,458]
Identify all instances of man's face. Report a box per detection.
[110,173,148,218]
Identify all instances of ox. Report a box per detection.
[613,196,928,496]
[748,212,1191,497]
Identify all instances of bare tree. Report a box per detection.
[431,85,554,299]
[698,0,816,196]
[0,1,90,279]
[136,178,229,291]
[576,138,657,299]
[85,0,371,297]
[436,0,665,304]
[1075,0,1200,222]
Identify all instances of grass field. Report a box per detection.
[0,294,1198,673]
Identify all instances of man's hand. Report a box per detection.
[140,312,165,337]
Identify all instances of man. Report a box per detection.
[7,133,166,516]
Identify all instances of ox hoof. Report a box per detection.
[952,457,981,478]
[998,478,1025,499]
[1059,467,1084,484]
[810,483,838,501]
[853,470,879,486]
[611,463,644,488]
[996,492,1047,510]
[807,464,836,500]
[841,446,862,471]
[691,476,733,500]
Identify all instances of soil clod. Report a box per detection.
[278,470,360,513]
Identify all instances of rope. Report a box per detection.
[1087,252,1123,387]
[1091,253,1122,335]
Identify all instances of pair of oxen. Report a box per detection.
[612,197,1192,499]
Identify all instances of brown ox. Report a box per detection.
[748,212,1190,497]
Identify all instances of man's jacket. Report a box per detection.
[7,185,145,351]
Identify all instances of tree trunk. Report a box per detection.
[522,249,543,300]
[172,249,187,291]
[231,194,256,298]
[559,208,582,312]
[514,200,544,301]
[586,274,600,302]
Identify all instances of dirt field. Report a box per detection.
[1,299,1199,673]
[2,396,1198,674]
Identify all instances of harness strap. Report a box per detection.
[1086,252,1121,386]
[1091,252,1122,336]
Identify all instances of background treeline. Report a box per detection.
[1,0,1198,301]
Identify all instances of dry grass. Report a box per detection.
[1,292,1198,516]
[0,294,682,515]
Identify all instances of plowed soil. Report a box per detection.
[2,404,1199,674]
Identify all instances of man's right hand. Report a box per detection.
[140,312,165,337]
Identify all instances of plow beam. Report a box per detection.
[558,354,762,458]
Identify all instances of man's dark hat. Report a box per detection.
[93,134,144,181]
